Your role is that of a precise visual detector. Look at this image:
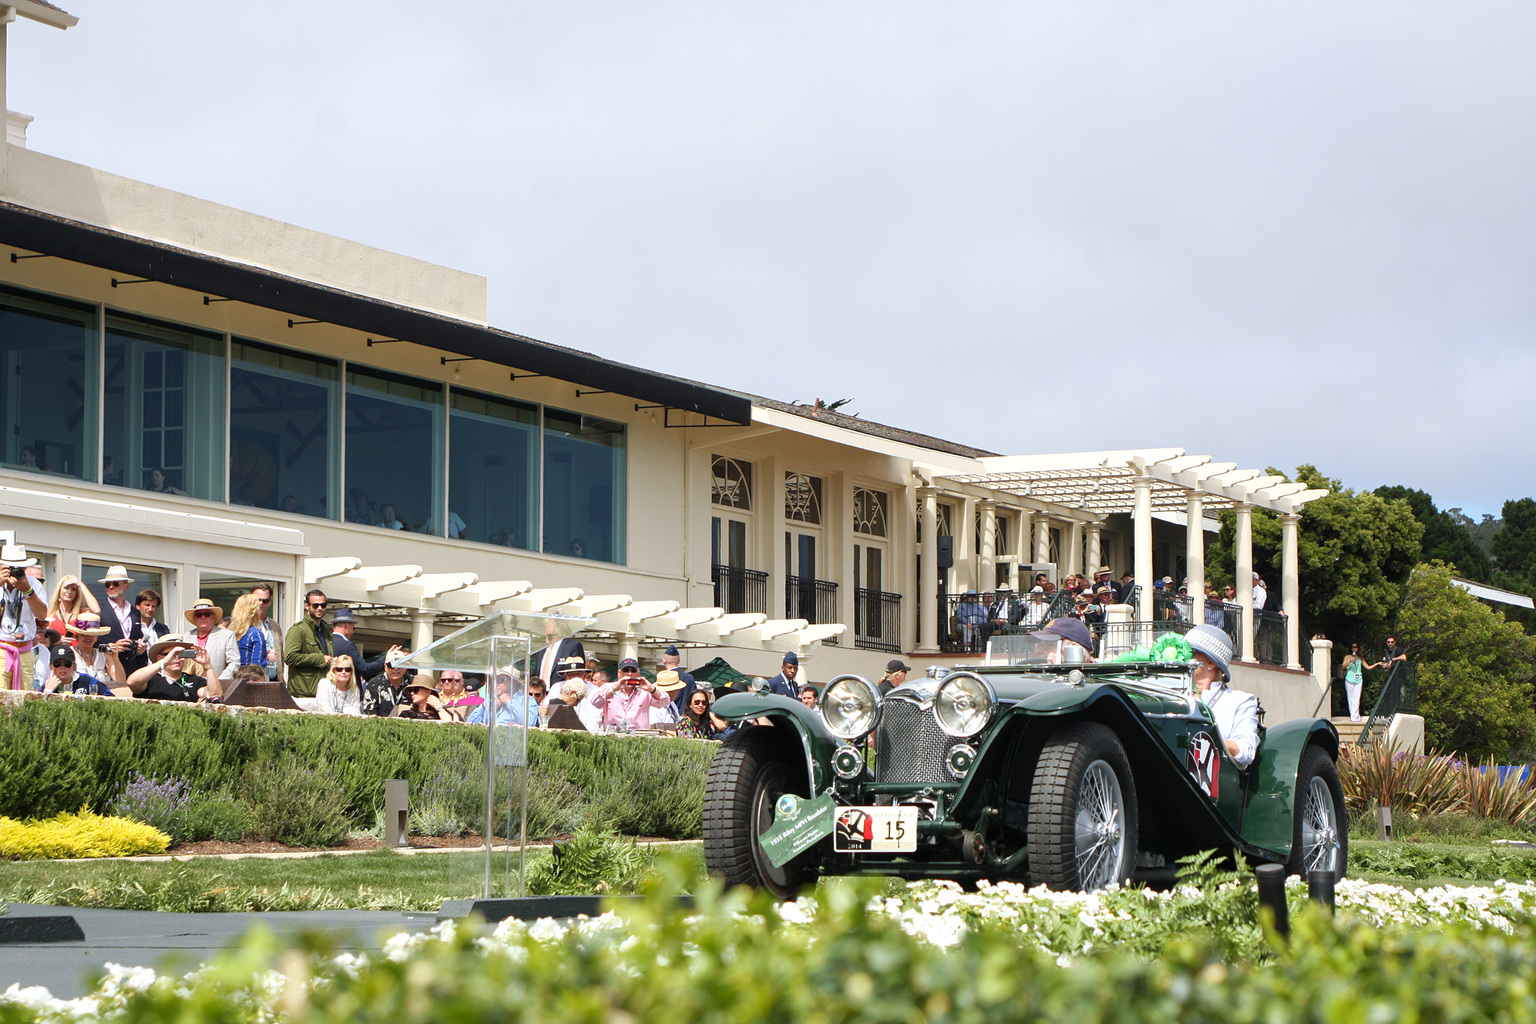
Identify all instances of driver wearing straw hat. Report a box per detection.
[1185,625,1260,768]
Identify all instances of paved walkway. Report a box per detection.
[0,903,434,1000]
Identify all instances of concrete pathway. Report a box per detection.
[0,902,434,1000]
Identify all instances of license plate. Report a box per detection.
[834,805,918,853]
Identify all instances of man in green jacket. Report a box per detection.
[284,589,334,698]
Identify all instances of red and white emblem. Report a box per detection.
[1187,732,1220,799]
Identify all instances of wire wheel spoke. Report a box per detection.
[1300,777,1337,873]
[1074,761,1124,889]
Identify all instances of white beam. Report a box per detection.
[735,618,809,644]
[572,593,632,617]
[505,587,583,612]
[688,612,768,639]
[414,572,477,598]
[593,600,680,633]
[469,580,534,604]
[354,564,422,589]
[659,607,726,631]
[303,556,361,583]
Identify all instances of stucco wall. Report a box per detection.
[1229,661,1328,725]
[2,146,487,323]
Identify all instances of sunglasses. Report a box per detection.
[193,611,216,618]
[51,659,73,668]
[308,602,328,609]
[257,598,271,605]
[334,667,353,673]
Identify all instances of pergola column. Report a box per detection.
[1235,503,1255,662]
[917,486,939,653]
[409,610,436,656]
[1281,512,1301,670]
[978,498,996,592]
[1066,521,1083,577]
[1185,491,1205,622]
[1034,514,1051,567]
[1085,523,1102,577]
[1132,472,1153,635]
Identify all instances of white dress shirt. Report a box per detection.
[1203,684,1260,768]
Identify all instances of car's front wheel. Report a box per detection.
[1027,722,1138,891]
[703,728,809,898]
[1287,745,1348,881]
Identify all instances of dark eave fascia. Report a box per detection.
[0,201,751,424]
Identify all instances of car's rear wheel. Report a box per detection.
[1287,745,1348,881]
[1027,722,1138,891]
[703,728,809,898]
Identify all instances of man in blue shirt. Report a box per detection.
[763,651,801,698]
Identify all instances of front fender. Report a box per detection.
[712,691,839,794]
[1242,718,1340,855]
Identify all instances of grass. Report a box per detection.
[3,820,1533,912]
[0,844,709,913]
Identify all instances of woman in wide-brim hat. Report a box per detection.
[391,678,453,721]
[67,612,125,683]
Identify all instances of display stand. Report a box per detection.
[397,610,594,898]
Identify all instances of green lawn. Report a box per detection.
[2,835,1531,914]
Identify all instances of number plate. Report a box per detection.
[834,805,918,853]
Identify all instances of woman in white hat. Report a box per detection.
[1185,624,1260,768]
[66,612,126,684]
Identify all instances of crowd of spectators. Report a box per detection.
[950,564,1280,655]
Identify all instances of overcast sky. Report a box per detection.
[10,2,1533,519]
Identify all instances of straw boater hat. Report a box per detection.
[66,612,111,637]
[148,634,199,661]
[97,565,133,583]
[0,543,36,568]
[655,669,686,694]
[183,598,224,625]
[556,654,587,675]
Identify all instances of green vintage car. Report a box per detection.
[702,633,1346,896]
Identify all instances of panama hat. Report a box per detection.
[0,543,36,568]
[97,564,133,583]
[148,633,200,661]
[66,612,111,637]
[183,598,225,625]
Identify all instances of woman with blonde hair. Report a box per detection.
[46,574,100,637]
[229,593,268,670]
[314,653,362,715]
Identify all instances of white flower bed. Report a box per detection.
[6,877,1536,1021]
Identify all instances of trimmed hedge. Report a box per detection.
[0,698,714,840]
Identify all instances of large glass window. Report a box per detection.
[542,410,625,563]
[229,341,339,518]
[105,313,224,500]
[449,389,538,548]
[345,367,444,533]
[0,284,98,480]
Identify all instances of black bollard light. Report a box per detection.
[1255,863,1289,939]
[1307,869,1336,913]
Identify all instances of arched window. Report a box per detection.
[711,455,752,511]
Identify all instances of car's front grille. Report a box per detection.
[876,698,951,784]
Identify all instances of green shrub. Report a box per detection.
[178,795,248,843]
[240,760,351,848]
[524,826,652,895]
[0,700,716,842]
[0,809,170,860]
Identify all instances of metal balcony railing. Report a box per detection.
[786,575,839,645]
[712,564,768,616]
[854,588,902,653]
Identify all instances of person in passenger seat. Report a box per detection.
[1185,625,1259,767]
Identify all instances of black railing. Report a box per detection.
[1359,662,1417,750]
[943,594,991,653]
[712,564,768,616]
[786,576,839,645]
[854,589,902,653]
[1253,609,1286,666]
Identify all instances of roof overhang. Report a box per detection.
[4,2,78,29]
[942,449,1328,516]
[1454,577,1536,611]
[751,403,984,473]
[0,202,751,424]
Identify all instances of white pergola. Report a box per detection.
[302,556,844,663]
[934,448,1328,669]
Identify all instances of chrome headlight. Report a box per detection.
[934,672,995,737]
[819,674,881,740]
